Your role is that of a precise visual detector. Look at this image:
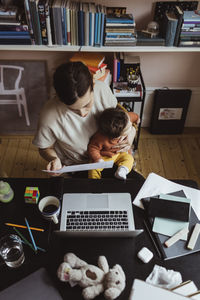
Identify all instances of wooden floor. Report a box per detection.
[1,128,200,186]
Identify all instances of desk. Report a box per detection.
[0,177,200,300]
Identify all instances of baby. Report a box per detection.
[88,107,139,180]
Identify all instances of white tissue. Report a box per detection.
[146,265,182,289]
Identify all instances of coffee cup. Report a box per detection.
[38,196,60,224]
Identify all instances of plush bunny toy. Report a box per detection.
[57,253,126,300]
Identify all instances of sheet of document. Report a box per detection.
[133,172,200,220]
[42,160,114,174]
[129,279,189,300]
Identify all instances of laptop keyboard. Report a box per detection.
[66,210,129,231]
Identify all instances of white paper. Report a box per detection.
[42,160,114,174]
[133,172,200,220]
[129,279,189,300]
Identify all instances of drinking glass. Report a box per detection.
[0,234,25,268]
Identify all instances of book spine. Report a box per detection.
[100,12,105,46]
[24,0,35,44]
[66,8,71,45]
[78,10,84,46]
[174,16,183,46]
[113,55,118,83]
[38,0,48,45]
[117,60,120,81]
[165,18,178,46]
[49,2,55,44]
[62,7,67,45]
[29,0,42,45]
[45,1,52,46]
[94,10,98,46]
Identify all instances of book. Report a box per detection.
[106,13,134,24]
[45,0,52,46]
[70,52,105,68]
[136,31,165,46]
[106,7,126,15]
[142,190,200,260]
[83,2,89,46]
[87,62,107,73]
[163,11,178,46]
[96,68,110,83]
[52,0,63,45]
[179,40,200,47]
[38,0,48,45]
[78,2,84,46]
[29,0,42,45]
[88,2,95,46]
[173,5,184,46]
[183,10,200,23]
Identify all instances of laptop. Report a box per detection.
[0,268,62,300]
[58,193,143,237]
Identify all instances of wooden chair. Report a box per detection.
[0,65,30,126]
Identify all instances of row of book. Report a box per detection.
[161,6,200,47]
[104,8,136,47]
[70,52,111,84]
[0,5,31,44]
[179,10,200,47]
[24,0,107,46]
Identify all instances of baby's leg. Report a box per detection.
[114,153,134,180]
[88,155,118,179]
[88,168,102,179]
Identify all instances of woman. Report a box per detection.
[33,61,118,173]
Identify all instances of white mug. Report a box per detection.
[38,196,60,224]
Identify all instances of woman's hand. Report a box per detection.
[47,157,62,176]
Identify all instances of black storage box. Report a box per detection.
[150,89,191,134]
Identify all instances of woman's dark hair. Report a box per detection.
[53,61,93,105]
[99,108,128,139]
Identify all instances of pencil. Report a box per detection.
[25,218,37,252]
[13,227,35,252]
[5,223,44,232]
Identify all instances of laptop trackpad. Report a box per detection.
[86,194,109,208]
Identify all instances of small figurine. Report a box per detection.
[0,181,14,203]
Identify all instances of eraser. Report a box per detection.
[137,247,153,263]
[165,227,188,248]
[187,223,200,250]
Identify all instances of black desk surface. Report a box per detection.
[0,177,200,300]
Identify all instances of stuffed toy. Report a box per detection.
[57,253,126,300]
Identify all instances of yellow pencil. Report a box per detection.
[5,223,44,232]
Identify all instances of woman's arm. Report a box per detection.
[39,147,62,171]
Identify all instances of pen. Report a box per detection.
[5,223,44,232]
[25,218,37,253]
[143,220,162,259]
[13,227,35,252]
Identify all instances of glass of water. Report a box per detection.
[0,234,25,268]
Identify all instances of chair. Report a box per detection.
[0,65,30,126]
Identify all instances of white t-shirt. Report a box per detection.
[33,80,117,165]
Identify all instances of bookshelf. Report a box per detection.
[0,45,200,52]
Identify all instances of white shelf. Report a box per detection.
[0,45,200,53]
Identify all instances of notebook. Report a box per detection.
[142,190,200,260]
[58,193,143,237]
[0,268,62,300]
